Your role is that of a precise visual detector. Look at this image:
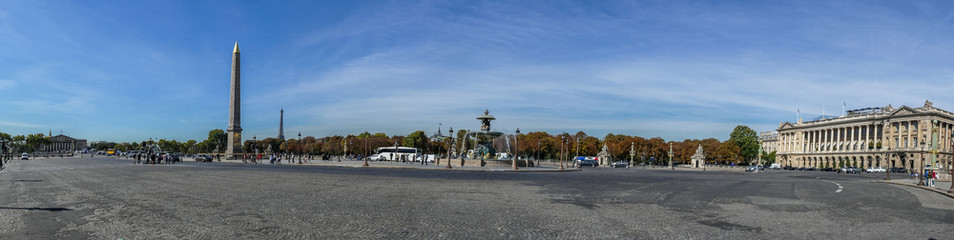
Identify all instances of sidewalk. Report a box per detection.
[210,158,579,172]
[878,177,954,199]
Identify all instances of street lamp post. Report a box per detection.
[393,141,399,162]
[362,138,370,166]
[629,142,634,168]
[884,148,891,181]
[559,134,566,170]
[668,142,674,170]
[298,132,302,164]
[949,132,954,194]
[575,137,580,168]
[919,140,926,186]
[446,128,454,169]
[513,128,519,170]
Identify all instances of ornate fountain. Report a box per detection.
[464,110,504,159]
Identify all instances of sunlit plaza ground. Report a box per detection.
[1,156,953,239]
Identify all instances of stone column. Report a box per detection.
[226,42,243,159]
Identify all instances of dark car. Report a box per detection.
[889,167,908,173]
[610,161,629,168]
[167,153,181,163]
[195,154,213,162]
[577,159,598,168]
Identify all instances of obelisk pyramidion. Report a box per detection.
[226,42,243,158]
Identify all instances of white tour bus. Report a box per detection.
[375,147,422,161]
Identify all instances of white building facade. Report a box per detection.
[776,101,952,179]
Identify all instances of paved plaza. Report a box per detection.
[1,156,953,239]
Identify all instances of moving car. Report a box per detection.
[610,161,629,168]
[21,153,29,160]
[745,165,764,172]
[866,167,886,173]
[194,154,213,162]
[577,159,598,168]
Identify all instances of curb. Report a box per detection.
[875,180,954,199]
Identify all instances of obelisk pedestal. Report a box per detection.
[226,42,243,159]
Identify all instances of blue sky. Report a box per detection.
[2,0,954,143]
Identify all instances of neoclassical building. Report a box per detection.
[776,101,953,175]
[42,134,87,153]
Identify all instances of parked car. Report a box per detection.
[866,167,886,173]
[195,154,213,162]
[745,165,764,172]
[840,167,861,174]
[368,154,387,161]
[577,159,598,168]
[610,161,629,168]
[889,167,908,173]
[21,153,29,160]
[167,153,181,163]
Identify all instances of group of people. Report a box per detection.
[913,169,941,187]
[240,153,312,165]
[910,169,941,187]
[134,152,178,165]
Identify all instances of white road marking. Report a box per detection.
[822,180,843,193]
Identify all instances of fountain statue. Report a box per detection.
[464,110,504,160]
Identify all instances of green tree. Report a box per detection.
[761,150,777,165]
[205,129,227,152]
[729,125,759,163]
[403,131,428,149]
[357,132,372,139]
[26,133,50,151]
[713,141,741,164]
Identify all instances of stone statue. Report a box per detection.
[690,145,705,168]
[597,144,612,166]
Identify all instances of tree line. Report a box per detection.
[0,125,776,165]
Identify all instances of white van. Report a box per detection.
[21,153,29,160]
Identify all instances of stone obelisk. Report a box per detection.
[226,42,243,158]
[278,108,285,140]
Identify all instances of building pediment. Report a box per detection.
[777,122,796,131]
[50,134,77,142]
[886,105,919,117]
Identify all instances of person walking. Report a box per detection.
[928,170,937,187]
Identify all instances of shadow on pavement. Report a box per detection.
[0,207,72,211]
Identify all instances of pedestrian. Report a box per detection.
[928,170,937,187]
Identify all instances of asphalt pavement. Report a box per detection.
[1,156,953,239]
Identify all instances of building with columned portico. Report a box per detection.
[42,134,87,153]
[776,100,952,179]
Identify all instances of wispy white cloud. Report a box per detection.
[3,0,954,142]
[0,120,45,128]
